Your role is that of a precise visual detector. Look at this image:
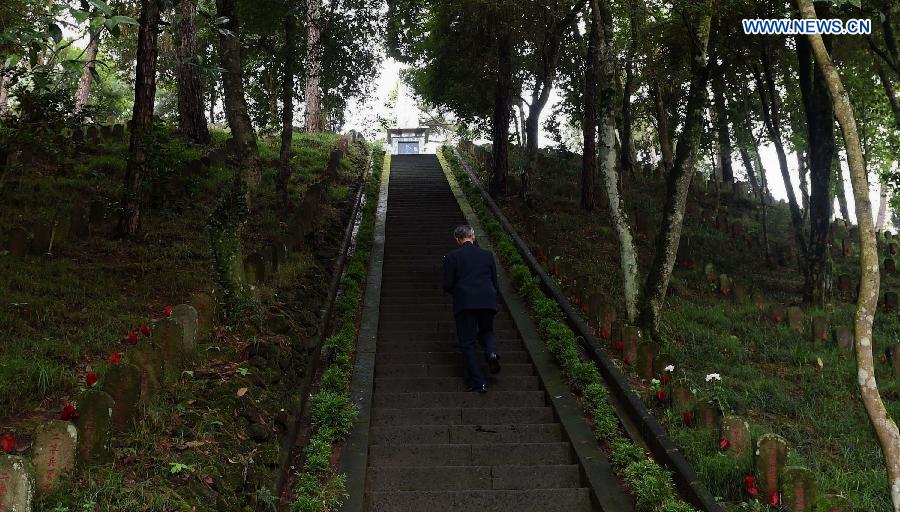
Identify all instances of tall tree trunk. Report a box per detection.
[711,64,733,183]
[304,0,322,132]
[277,12,297,205]
[797,150,811,216]
[876,182,890,232]
[870,42,900,130]
[739,148,760,197]
[637,6,713,339]
[0,71,10,115]
[209,80,217,124]
[753,141,773,265]
[651,78,674,173]
[215,0,261,192]
[619,0,640,177]
[175,0,211,144]
[834,160,850,222]
[798,3,900,509]
[582,4,598,213]
[797,17,835,307]
[117,0,160,238]
[593,0,639,323]
[754,55,808,262]
[490,25,512,198]
[74,31,100,112]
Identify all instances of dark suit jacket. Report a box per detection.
[442,241,499,314]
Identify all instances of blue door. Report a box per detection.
[398,141,419,154]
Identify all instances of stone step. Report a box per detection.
[375,340,523,354]
[368,442,575,467]
[374,376,539,393]
[376,329,519,341]
[375,362,533,378]
[365,489,592,512]
[371,407,556,427]
[372,391,546,409]
[376,318,517,330]
[370,423,563,445]
[366,465,582,492]
[376,350,528,365]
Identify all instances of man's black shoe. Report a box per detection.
[466,384,488,393]
[487,353,501,374]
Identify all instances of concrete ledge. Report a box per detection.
[447,148,723,512]
[339,152,391,512]
[439,154,634,512]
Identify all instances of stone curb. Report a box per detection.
[450,147,723,512]
[338,151,391,512]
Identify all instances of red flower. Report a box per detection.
[744,476,756,487]
[819,331,828,341]
[880,354,888,363]
[656,390,666,402]
[746,486,758,498]
[60,403,78,421]
[580,304,588,314]
[600,328,609,339]
[721,288,730,297]
[769,492,781,506]
[127,331,138,345]
[1,433,15,453]
[86,372,98,387]
[614,340,624,352]
[623,356,633,365]
[773,314,783,323]
[140,324,151,337]
[163,306,173,317]
[682,411,694,426]
[719,438,730,450]
[109,353,122,364]
[661,373,671,385]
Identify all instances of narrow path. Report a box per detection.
[361,155,609,511]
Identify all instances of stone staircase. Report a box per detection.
[363,154,598,511]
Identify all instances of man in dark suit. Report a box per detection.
[442,225,501,393]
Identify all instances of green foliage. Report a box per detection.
[611,438,647,472]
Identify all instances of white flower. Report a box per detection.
[705,373,721,382]
[664,365,675,372]
[651,378,660,386]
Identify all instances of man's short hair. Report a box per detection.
[454,225,475,240]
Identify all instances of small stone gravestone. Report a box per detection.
[781,466,816,512]
[718,274,732,298]
[704,263,717,285]
[621,327,641,365]
[787,307,804,333]
[834,327,854,351]
[811,316,829,342]
[733,284,746,304]
[154,317,187,384]
[695,401,719,429]
[814,494,851,512]
[102,363,142,433]
[86,125,99,143]
[636,342,658,381]
[31,420,78,494]
[71,128,84,145]
[0,454,35,511]
[126,341,164,402]
[74,389,115,464]
[752,290,766,311]
[670,384,694,415]
[836,274,852,301]
[29,224,54,256]
[755,433,790,502]
[7,227,28,257]
[884,291,898,311]
[189,292,216,341]
[243,252,267,285]
[112,124,125,139]
[890,243,898,256]
[597,304,616,339]
[772,305,785,324]
[884,258,897,274]
[720,416,751,461]
[68,205,89,239]
[100,125,112,139]
[171,304,199,356]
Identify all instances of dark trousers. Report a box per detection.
[454,309,497,387]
